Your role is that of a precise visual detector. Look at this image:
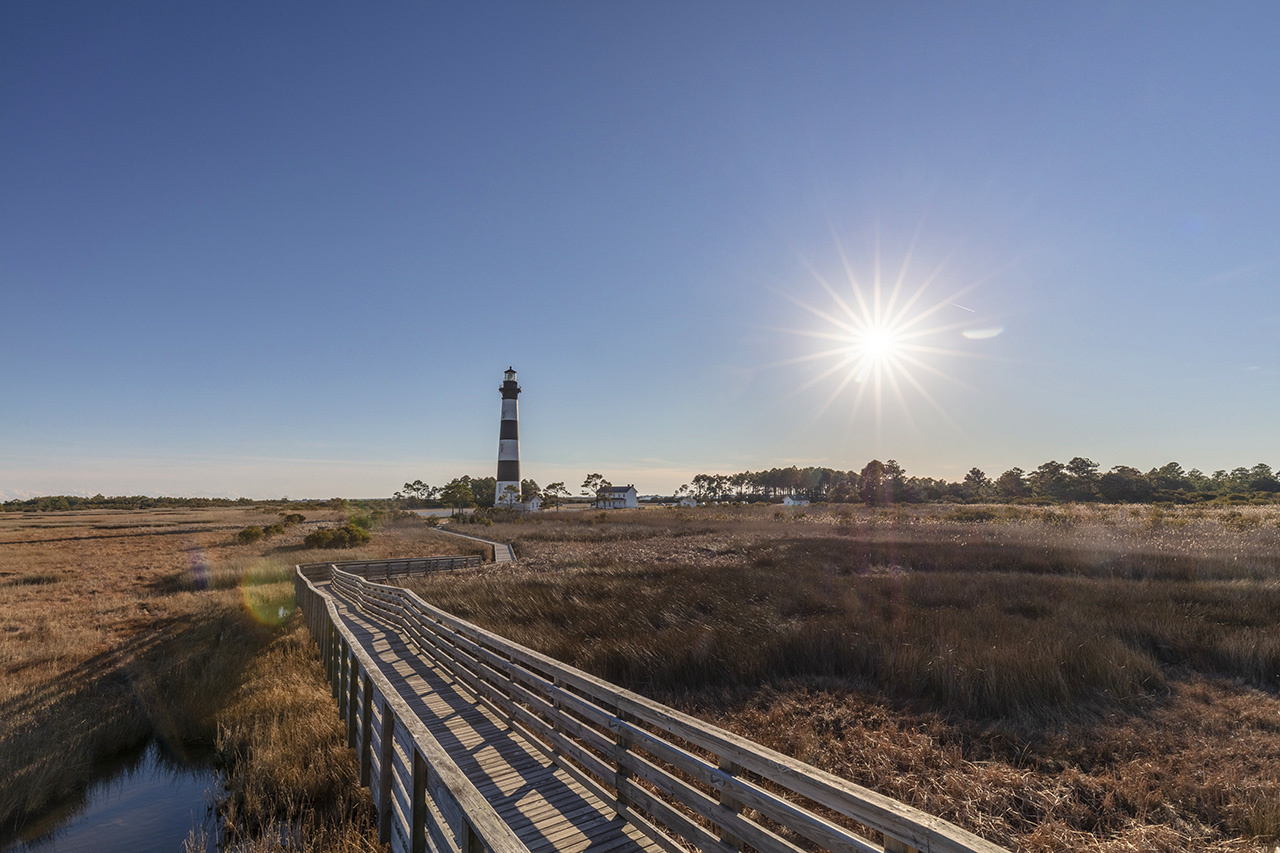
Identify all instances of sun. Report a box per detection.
[771,233,1001,434]
[854,325,898,362]
[837,322,906,386]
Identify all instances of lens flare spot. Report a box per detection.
[186,547,212,590]
[962,327,1003,340]
[240,561,294,626]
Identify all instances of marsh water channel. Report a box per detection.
[3,739,219,853]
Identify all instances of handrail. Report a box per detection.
[324,567,1010,853]
[298,555,482,584]
[429,527,516,563]
[295,565,531,853]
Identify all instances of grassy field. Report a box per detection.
[0,506,481,848]
[5,502,1277,851]
[407,503,1280,852]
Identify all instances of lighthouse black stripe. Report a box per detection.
[499,420,519,440]
[497,460,520,481]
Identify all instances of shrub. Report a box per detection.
[262,523,286,538]
[236,526,264,545]
[303,522,372,549]
[303,528,334,548]
[281,513,305,525]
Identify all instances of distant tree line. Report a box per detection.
[674,459,1280,505]
[1,495,352,513]
[394,476,549,511]
[18,459,1271,515]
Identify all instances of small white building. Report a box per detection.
[782,495,810,507]
[595,484,639,509]
[677,496,698,507]
[497,485,541,512]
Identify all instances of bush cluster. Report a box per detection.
[236,526,264,545]
[235,512,307,545]
[303,522,372,549]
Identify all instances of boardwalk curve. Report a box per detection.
[431,526,517,563]
[297,557,1009,853]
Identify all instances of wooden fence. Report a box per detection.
[298,555,482,583]
[297,559,526,853]
[298,559,1009,853]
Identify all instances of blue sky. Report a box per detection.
[2,2,1277,499]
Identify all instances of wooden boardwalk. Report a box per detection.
[431,527,517,562]
[298,557,1009,853]
[324,578,659,853]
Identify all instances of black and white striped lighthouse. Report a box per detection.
[495,367,521,507]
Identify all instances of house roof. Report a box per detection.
[608,484,636,493]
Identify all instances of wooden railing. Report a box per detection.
[308,564,1009,853]
[296,563,530,853]
[298,555,482,584]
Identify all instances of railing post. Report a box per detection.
[318,612,328,666]
[718,757,745,851]
[330,624,340,699]
[613,707,631,807]
[412,748,428,853]
[461,818,483,853]
[360,674,373,786]
[551,677,566,760]
[883,838,919,853]
[378,699,396,844]
[322,619,331,681]
[339,639,350,721]
[347,656,359,749]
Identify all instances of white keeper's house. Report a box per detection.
[595,484,639,509]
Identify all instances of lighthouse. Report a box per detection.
[495,367,521,507]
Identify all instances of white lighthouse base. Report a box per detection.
[495,480,521,507]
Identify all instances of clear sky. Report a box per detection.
[2,2,1277,499]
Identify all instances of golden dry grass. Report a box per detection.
[405,503,1280,852]
[0,505,469,847]
[208,618,385,852]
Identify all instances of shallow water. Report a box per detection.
[3,740,219,853]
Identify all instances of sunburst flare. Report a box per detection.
[770,233,1004,437]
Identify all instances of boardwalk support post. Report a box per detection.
[359,673,373,787]
[329,624,340,698]
[378,699,395,845]
[347,655,359,748]
[718,757,745,851]
[462,818,483,853]
[614,707,632,810]
[339,638,350,722]
[412,749,428,853]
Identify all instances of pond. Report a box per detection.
[3,739,220,853]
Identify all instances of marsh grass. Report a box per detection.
[0,506,460,847]
[405,503,1280,851]
[412,508,1280,718]
[210,618,384,851]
